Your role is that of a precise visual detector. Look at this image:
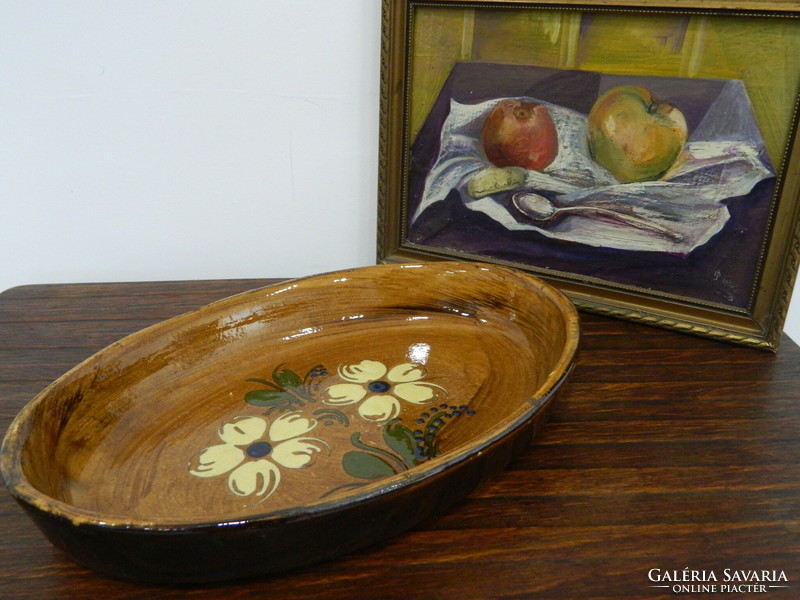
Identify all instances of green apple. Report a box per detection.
[587,86,688,183]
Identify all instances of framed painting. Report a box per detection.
[377,0,800,350]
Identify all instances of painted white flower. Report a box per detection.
[323,360,445,422]
[189,414,326,502]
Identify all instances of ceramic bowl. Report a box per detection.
[1,261,579,583]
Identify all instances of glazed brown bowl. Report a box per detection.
[1,261,579,584]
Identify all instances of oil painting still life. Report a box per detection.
[402,7,797,319]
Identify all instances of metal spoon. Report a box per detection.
[512,191,684,242]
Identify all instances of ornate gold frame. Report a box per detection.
[377,0,800,350]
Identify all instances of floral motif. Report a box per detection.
[323,360,445,422]
[189,358,464,504]
[189,414,327,502]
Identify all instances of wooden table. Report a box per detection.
[1,279,798,599]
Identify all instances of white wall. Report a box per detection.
[1,1,380,284]
[2,1,799,345]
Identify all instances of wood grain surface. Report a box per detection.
[1,278,799,599]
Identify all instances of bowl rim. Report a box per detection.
[0,260,580,531]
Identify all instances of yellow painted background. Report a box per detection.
[409,7,800,168]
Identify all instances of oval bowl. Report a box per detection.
[1,261,579,584]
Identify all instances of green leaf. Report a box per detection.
[273,368,302,389]
[244,389,296,406]
[342,451,397,480]
[384,422,418,467]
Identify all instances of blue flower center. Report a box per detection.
[368,380,391,393]
[246,441,272,458]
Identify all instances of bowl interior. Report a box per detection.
[6,262,578,525]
